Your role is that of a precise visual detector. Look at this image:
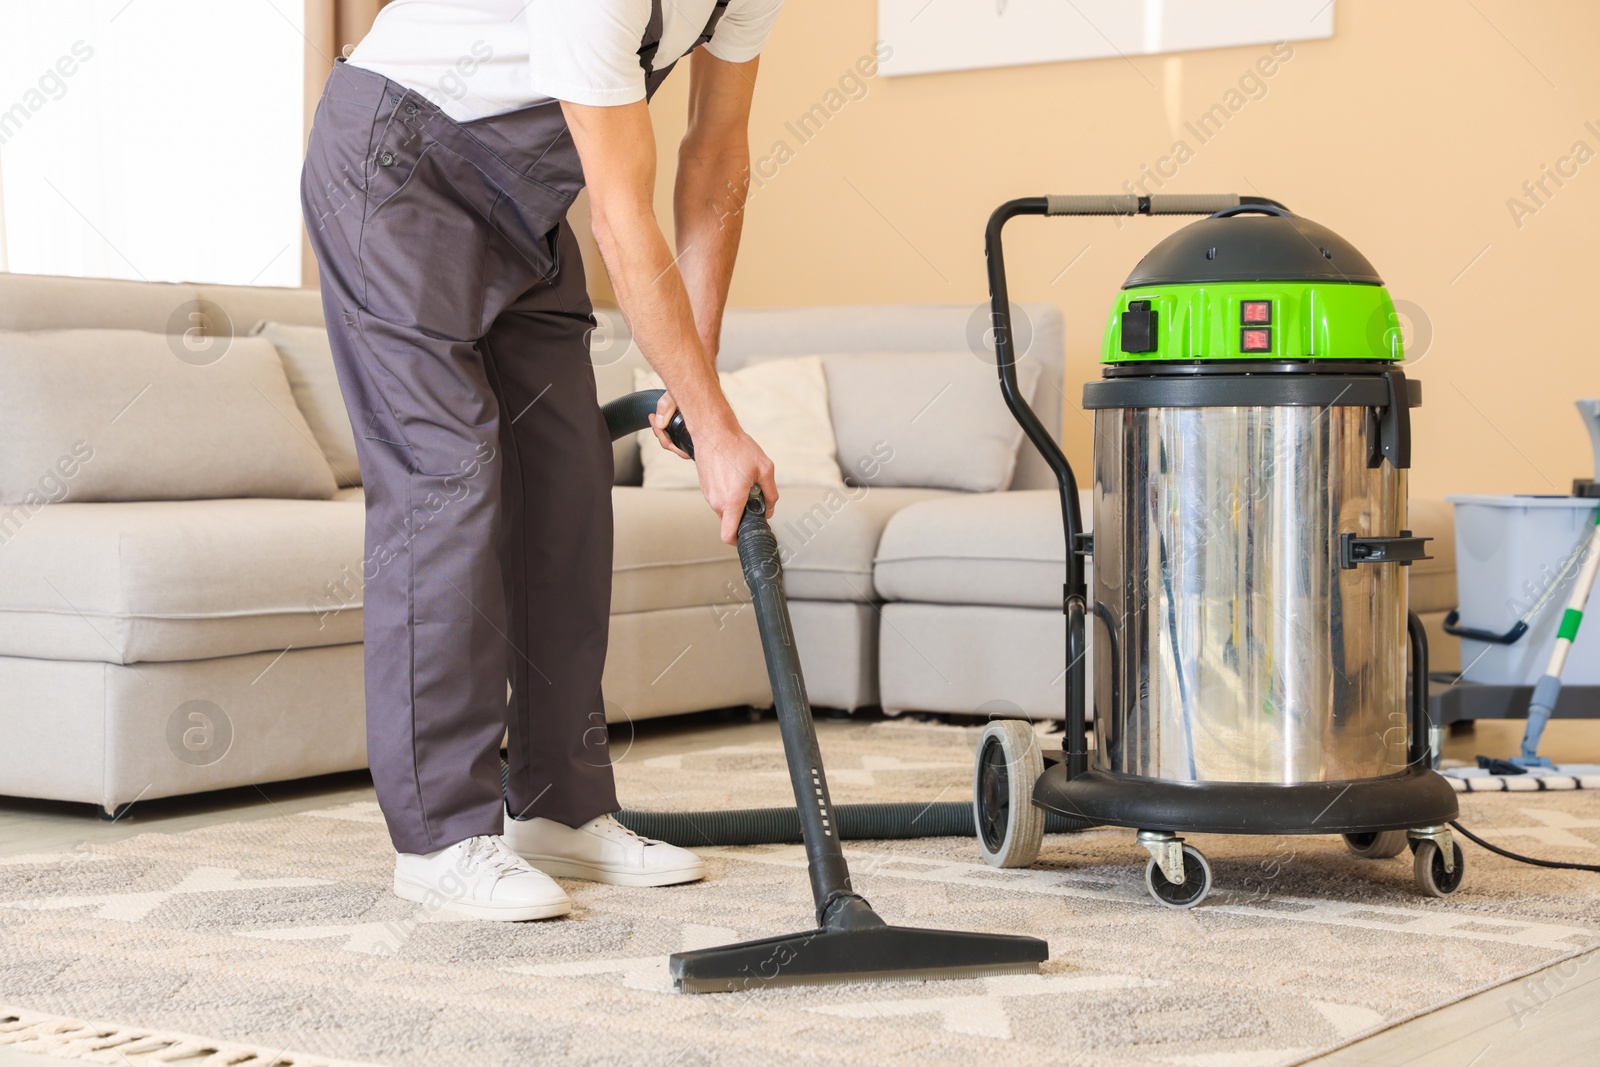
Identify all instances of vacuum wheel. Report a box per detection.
[1144,845,1212,910]
[1342,830,1409,859]
[974,720,1045,868]
[1413,839,1466,898]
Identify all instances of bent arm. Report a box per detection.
[560,96,776,541]
[561,100,724,433]
[674,51,759,362]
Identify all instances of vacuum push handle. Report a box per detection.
[1042,193,1287,217]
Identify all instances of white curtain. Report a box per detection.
[0,1,306,287]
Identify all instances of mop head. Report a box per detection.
[1443,763,1600,791]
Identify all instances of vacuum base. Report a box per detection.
[1034,764,1459,835]
[671,920,1048,994]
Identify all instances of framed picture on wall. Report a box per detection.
[878,0,1335,78]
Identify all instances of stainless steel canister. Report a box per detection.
[1091,401,1409,784]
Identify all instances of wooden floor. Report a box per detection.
[2,716,1598,1066]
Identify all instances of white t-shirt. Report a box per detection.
[348,0,784,122]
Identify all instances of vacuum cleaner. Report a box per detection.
[973,193,1466,906]
[599,391,1049,992]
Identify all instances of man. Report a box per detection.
[301,0,783,922]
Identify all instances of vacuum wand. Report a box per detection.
[600,389,1049,993]
[733,484,857,920]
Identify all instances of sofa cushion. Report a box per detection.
[775,485,951,601]
[0,498,365,664]
[633,358,845,489]
[611,487,742,615]
[876,490,1081,608]
[253,322,362,487]
[612,484,949,612]
[0,329,338,504]
[812,352,1041,493]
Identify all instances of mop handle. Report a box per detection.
[1546,511,1600,680]
[1520,510,1600,761]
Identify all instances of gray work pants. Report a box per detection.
[301,60,617,854]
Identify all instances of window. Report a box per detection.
[0,1,306,287]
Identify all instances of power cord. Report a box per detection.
[1451,820,1600,873]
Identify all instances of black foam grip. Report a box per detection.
[601,388,695,455]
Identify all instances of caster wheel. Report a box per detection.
[1342,830,1408,859]
[1144,845,1212,910]
[974,720,1045,868]
[1413,840,1466,898]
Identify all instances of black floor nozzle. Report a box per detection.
[670,894,1047,994]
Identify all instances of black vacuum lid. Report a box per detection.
[1123,208,1384,288]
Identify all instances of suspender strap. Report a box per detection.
[638,0,732,76]
[637,0,665,75]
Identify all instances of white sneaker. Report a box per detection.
[394,835,572,921]
[503,812,706,887]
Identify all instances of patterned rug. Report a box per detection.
[4,720,1600,1067]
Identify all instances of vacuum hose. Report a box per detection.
[600,389,1095,847]
[619,802,1089,847]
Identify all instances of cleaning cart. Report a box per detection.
[1432,402,1600,748]
[974,194,1462,907]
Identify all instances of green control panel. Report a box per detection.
[1103,281,1403,363]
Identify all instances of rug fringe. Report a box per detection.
[0,1006,385,1067]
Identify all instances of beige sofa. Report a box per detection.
[0,273,1459,816]
[0,274,1071,814]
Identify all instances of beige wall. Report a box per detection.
[632,0,1600,502]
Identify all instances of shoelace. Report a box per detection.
[592,814,655,847]
[460,836,531,881]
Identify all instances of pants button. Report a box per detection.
[404,103,419,116]
[377,150,397,167]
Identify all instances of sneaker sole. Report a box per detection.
[393,875,571,922]
[519,856,706,888]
